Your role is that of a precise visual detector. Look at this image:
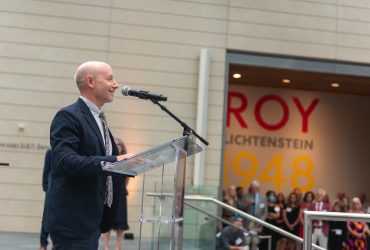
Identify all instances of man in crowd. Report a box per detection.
[237,180,267,250]
[308,188,330,249]
[216,215,247,250]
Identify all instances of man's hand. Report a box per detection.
[116,154,146,164]
[116,153,135,161]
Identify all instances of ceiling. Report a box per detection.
[229,64,370,96]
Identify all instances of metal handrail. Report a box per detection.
[147,193,326,250]
[303,211,370,250]
[184,200,272,250]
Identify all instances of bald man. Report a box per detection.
[46,61,129,249]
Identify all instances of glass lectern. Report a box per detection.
[103,136,203,250]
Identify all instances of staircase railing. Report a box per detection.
[147,193,326,250]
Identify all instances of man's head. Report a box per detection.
[74,61,119,107]
[316,188,326,202]
[249,180,260,194]
[232,214,243,227]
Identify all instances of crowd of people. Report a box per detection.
[218,180,370,250]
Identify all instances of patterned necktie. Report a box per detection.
[99,111,113,207]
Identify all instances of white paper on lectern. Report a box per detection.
[103,136,203,176]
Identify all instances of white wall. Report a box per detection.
[0,0,369,234]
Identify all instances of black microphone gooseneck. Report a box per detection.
[150,99,209,146]
[122,86,167,102]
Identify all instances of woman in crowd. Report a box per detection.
[261,190,281,250]
[275,192,287,250]
[298,191,315,239]
[344,197,369,250]
[282,192,301,250]
[328,201,347,250]
[277,192,286,210]
[236,186,244,203]
[336,191,350,212]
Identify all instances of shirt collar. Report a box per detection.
[79,96,101,116]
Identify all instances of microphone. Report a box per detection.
[121,86,167,102]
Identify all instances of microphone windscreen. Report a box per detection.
[122,86,130,96]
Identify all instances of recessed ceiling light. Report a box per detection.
[282,79,291,84]
[232,73,242,79]
[331,82,340,88]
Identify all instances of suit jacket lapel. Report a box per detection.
[77,98,106,153]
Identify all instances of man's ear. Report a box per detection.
[86,75,94,88]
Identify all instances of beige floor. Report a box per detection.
[0,231,208,249]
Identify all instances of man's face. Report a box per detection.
[234,219,243,228]
[316,191,324,202]
[92,64,119,107]
[251,183,259,193]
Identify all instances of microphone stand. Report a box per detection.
[150,99,209,146]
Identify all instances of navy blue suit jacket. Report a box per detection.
[46,98,121,239]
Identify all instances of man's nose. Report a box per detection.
[113,80,119,88]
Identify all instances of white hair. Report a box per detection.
[317,188,326,196]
